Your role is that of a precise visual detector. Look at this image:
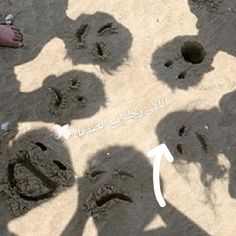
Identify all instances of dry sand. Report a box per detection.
[0,0,236,235]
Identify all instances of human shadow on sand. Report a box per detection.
[14,70,105,125]
[0,1,132,235]
[156,89,236,202]
[61,145,210,236]
[0,0,133,73]
[151,0,236,90]
[0,70,106,129]
[0,0,131,124]
[0,128,75,236]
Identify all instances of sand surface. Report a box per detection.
[0,0,236,235]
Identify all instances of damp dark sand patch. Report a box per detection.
[0,130,74,216]
[35,70,106,124]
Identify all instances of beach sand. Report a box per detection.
[0,0,236,235]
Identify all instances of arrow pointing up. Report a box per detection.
[147,144,174,207]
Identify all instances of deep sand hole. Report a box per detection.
[181,41,206,64]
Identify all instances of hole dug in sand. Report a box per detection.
[164,60,174,68]
[176,144,183,154]
[181,41,206,64]
[178,126,186,137]
[178,71,187,80]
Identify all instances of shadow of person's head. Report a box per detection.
[77,145,156,235]
[0,128,75,234]
[151,35,214,90]
[33,70,106,125]
[155,88,236,200]
[60,12,133,74]
[155,108,227,202]
[1,5,133,74]
[151,0,236,91]
[62,145,211,236]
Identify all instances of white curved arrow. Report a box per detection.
[147,144,174,207]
